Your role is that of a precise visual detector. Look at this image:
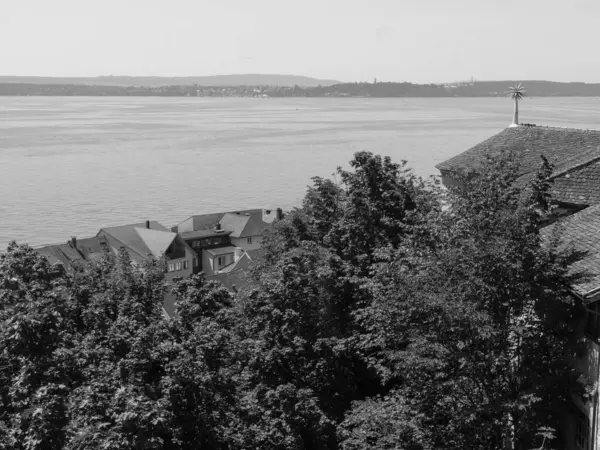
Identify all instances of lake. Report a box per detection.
[2,96,600,248]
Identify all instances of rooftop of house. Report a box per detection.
[206,249,263,292]
[98,221,179,259]
[541,204,600,299]
[175,208,275,238]
[35,236,110,268]
[217,248,262,274]
[436,125,600,179]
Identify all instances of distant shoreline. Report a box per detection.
[4,80,600,98]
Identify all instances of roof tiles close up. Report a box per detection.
[436,126,600,179]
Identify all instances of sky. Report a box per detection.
[2,0,599,83]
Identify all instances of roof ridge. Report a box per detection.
[518,124,600,132]
[550,152,600,180]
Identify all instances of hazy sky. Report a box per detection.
[2,0,599,83]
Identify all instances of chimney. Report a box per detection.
[262,208,276,224]
[70,236,77,248]
[145,220,150,229]
[276,208,283,220]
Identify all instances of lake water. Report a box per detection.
[2,96,600,249]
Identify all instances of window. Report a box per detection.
[247,237,252,244]
[175,262,182,271]
[193,258,198,267]
[183,260,189,270]
[585,301,600,340]
[576,411,589,449]
[217,256,223,266]
[168,263,175,272]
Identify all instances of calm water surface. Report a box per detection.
[2,96,600,248]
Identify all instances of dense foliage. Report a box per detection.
[0,151,587,449]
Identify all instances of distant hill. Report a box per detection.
[3,79,600,97]
[0,74,341,87]
[445,80,600,97]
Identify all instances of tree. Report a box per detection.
[0,244,244,449]
[508,82,526,127]
[344,152,587,449]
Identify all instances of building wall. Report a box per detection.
[165,254,193,282]
[201,250,215,276]
[566,294,600,450]
[230,235,262,251]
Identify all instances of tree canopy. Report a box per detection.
[0,151,587,449]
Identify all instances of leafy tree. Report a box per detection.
[346,152,587,449]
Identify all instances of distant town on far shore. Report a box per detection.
[3,75,600,97]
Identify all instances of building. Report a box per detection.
[436,123,600,449]
[35,235,111,275]
[174,208,281,277]
[97,220,196,316]
[206,248,262,292]
[175,208,282,251]
[541,205,600,450]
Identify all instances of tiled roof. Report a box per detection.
[548,157,600,206]
[219,213,251,238]
[73,236,112,260]
[436,126,600,179]
[219,251,252,274]
[541,204,600,298]
[176,209,272,237]
[190,213,226,231]
[134,228,177,258]
[35,236,110,269]
[98,221,175,259]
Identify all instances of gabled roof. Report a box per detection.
[175,209,272,237]
[73,236,112,260]
[436,125,600,179]
[541,204,600,299]
[218,250,252,274]
[98,221,175,259]
[219,213,251,238]
[35,236,110,269]
[548,156,600,206]
[189,213,226,231]
[134,228,177,258]
[219,211,271,238]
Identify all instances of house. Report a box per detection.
[173,208,281,278]
[97,220,196,316]
[436,125,600,214]
[206,249,262,293]
[174,208,283,252]
[540,206,600,450]
[35,235,111,275]
[436,123,600,450]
